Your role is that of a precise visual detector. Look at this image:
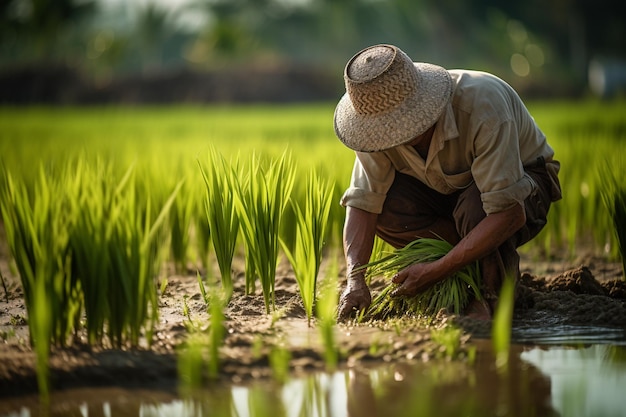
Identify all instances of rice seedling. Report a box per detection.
[0,154,183,399]
[233,151,295,313]
[193,199,212,272]
[0,163,80,400]
[357,238,482,320]
[206,285,227,380]
[73,163,182,347]
[159,277,168,296]
[244,248,257,296]
[280,171,334,325]
[430,325,463,359]
[177,332,206,391]
[599,159,626,278]
[178,275,227,385]
[68,159,122,345]
[492,274,516,372]
[269,338,291,384]
[182,295,192,323]
[168,177,197,274]
[316,255,340,371]
[367,237,395,285]
[197,148,241,299]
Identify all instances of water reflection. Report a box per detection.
[138,351,555,417]
[4,344,626,417]
[1,341,555,417]
[521,345,626,417]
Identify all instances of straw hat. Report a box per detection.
[334,44,453,152]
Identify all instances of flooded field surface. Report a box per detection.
[2,342,625,417]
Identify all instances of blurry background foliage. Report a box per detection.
[1,0,625,104]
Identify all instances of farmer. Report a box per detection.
[335,44,562,320]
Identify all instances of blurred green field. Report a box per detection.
[1,100,625,266]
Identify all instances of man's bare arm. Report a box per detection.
[392,203,526,296]
[337,206,378,319]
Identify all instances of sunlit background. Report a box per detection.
[2,3,626,416]
[1,0,625,104]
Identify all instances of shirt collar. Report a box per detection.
[429,102,458,158]
[439,102,459,142]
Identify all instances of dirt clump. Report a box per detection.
[545,265,607,295]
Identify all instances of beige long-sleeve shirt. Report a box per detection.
[340,69,557,215]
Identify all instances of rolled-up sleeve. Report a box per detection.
[340,152,395,214]
[473,120,535,214]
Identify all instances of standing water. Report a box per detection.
[2,339,626,417]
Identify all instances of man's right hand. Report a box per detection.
[337,279,372,321]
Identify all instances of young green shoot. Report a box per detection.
[492,274,516,373]
[280,171,334,325]
[316,255,340,371]
[599,159,626,278]
[233,152,295,313]
[197,148,241,300]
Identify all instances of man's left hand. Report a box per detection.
[390,262,442,297]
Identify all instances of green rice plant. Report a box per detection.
[430,325,463,359]
[358,238,482,320]
[178,276,227,385]
[206,284,227,380]
[234,152,295,313]
[69,161,182,347]
[193,198,212,272]
[316,254,340,371]
[269,338,291,384]
[599,160,626,278]
[367,236,394,285]
[177,332,206,391]
[0,164,80,399]
[168,176,197,274]
[492,274,516,372]
[109,177,182,347]
[68,159,122,345]
[244,247,257,296]
[198,148,241,299]
[280,171,334,325]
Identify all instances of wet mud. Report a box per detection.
[1,250,625,405]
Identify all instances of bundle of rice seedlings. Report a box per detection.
[359,238,482,320]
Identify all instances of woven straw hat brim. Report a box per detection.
[334,62,453,153]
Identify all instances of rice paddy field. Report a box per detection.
[1,101,626,416]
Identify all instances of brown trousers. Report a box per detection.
[375,159,560,304]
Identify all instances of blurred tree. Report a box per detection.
[136,2,172,72]
[184,0,273,66]
[0,0,96,61]
[469,0,626,81]
[1,0,624,97]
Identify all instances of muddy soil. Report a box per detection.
[1,245,625,402]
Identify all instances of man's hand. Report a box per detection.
[390,261,442,297]
[337,278,372,320]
